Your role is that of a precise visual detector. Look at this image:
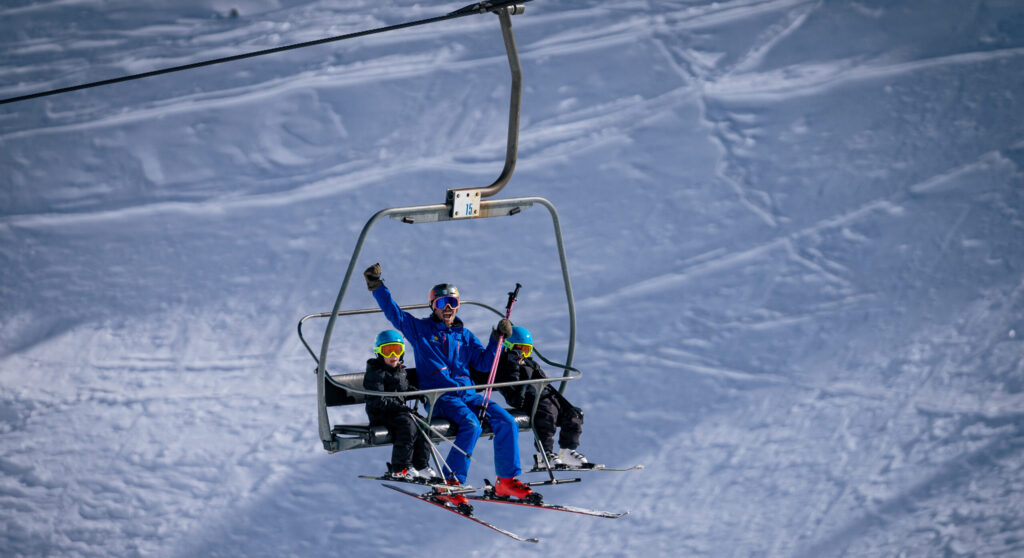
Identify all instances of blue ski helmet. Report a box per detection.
[374,329,404,349]
[506,325,532,346]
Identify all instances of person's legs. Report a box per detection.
[532,396,559,455]
[480,399,523,479]
[554,396,583,451]
[464,393,537,500]
[387,413,417,470]
[432,395,482,484]
[411,430,432,472]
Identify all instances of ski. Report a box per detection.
[524,477,582,487]
[362,474,479,494]
[382,483,540,543]
[359,474,449,488]
[526,463,644,473]
[525,456,644,474]
[467,480,629,519]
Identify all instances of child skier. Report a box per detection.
[488,325,589,468]
[363,329,436,481]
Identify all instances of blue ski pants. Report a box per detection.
[432,390,522,484]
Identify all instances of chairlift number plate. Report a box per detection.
[450,189,481,218]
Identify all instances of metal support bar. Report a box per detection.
[326,368,581,403]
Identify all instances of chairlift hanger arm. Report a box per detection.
[446,5,524,205]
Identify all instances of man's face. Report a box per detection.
[433,299,458,326]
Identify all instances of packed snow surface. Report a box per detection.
[2,1,1023,556]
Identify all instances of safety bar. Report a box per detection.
[329,368,581,424]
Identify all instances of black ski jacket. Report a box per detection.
[484,350,584,420]
[488,351,554,410]
[363,356,414,423]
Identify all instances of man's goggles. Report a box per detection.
[433,296,460,310]
[375,342,405,358]
[503,340,533,358]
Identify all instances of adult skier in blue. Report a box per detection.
[363,263,536,507]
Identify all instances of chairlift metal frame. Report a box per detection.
[299,4,581,454]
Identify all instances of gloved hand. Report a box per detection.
[496,318,513,338]
[364,263,383,291]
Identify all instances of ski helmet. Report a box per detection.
[505,325,533,346]
[428,283,460,305]
[374,329,404,349]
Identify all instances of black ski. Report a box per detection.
[467,480,629,519]
[382,483,540,543]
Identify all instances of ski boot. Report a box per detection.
[416,465,440,483]
[434,478,473,515]
[558,448,594,469]
[384,462,420,482]
[494,477,543,505]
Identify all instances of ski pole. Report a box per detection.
[411,413,470,458]
[479,283,521,419]
[410,412,459,480]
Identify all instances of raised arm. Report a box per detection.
[365,263,418,336]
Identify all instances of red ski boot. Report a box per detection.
[494,477,542,504]
[434,479,472,513]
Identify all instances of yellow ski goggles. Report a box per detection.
[503,340,533,358]
[375,342,405,358]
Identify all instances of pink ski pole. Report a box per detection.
[479,283,521,419]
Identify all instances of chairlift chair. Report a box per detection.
[295,4,582,456]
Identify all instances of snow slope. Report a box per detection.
[2,0,1023,556]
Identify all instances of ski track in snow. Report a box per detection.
[0,87,695,228]
[3,0,1024,557]
[704,45,1024,102]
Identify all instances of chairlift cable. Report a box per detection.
[0,0,530,106]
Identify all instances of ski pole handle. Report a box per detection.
[506,283,521,311]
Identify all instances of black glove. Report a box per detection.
[364,263,383,291]
[496,318,513,338]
